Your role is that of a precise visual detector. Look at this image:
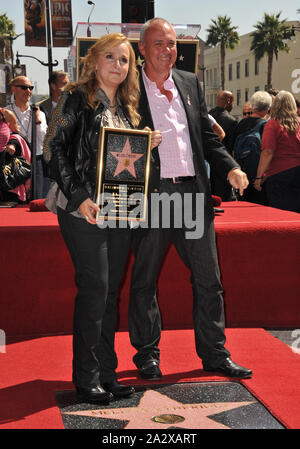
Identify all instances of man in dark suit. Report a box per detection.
[128,18,252,381]
[209,91,238,200]
[38,71,69,124]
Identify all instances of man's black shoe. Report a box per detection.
[103,380,135,398]
[76,385,113,403]
[204,357,252,379]
[138,361,162,380]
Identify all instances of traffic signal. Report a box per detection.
[121,0,154,24]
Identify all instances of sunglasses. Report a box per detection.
[243,111,252,116]
[14,85,34,91]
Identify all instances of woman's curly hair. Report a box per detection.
[67,33,141,127]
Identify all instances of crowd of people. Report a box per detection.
[1,17,300,404]
[208,87,300,213]
[0,70,69,203]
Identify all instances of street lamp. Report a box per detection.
[3,33,23,79]
[45,0,54,80]
[14,0,58,95]
[15,51,58,71]
[87,1,96,37]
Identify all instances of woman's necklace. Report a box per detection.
[111,108,121,127]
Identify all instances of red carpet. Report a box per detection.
[0,329,300,429]
[1,202,300,336]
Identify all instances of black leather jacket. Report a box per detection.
[44,88,133,212]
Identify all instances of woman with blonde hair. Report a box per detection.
[44,33,161,404]
[254,90,300,212]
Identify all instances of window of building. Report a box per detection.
[245,59,249,77]
[255,86,260,92]
[237,89,241,106]
[213,68,217,85]
[236,62,240,79]
[229,63,232,81]
[255,59,259,75]
[245,88,249,102]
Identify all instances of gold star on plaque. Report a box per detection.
[110,138,143,178]
[63,389,255,429]
[179,54,184,61]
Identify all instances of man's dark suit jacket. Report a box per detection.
[38,97,53,124]
[209,106,238,156]
[138,68,239,225]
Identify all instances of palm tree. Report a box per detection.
[0,14,16,105]
[0,13,15,64]
[250,12,291,89]
[206,15,240,90]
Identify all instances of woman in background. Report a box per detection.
[254,90,300,213]
[0,112,30,203]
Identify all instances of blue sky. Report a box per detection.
[1,0,300,94]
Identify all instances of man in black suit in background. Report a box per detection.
[209,90,238,200]
[128,18,252,381]
[38,71,69,124]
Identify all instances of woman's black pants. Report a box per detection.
[57,207,131,388]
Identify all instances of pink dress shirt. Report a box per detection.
[142,67,195,178]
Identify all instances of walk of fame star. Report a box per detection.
[63,389,254,429]
[110,138,144,178]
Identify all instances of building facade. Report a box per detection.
[203,21,300,119]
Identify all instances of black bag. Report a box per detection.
[0,155,31,191]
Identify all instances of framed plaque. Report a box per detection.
[95,127,152,222]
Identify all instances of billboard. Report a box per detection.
[24,0,47,47]
[51,0,73,47]
[24,0,73,47]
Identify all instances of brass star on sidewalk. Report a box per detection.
[63,389,255,429]
[110,138,143,178]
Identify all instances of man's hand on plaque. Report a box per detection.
[144,127,162,150]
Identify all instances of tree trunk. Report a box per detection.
[220,42,225,90]
[267,50,273,89]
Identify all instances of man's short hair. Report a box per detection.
[140,18,173,45]
[48,70,68,86]
[250,91,272,112]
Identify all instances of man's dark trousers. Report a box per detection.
[128,178,230,370]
